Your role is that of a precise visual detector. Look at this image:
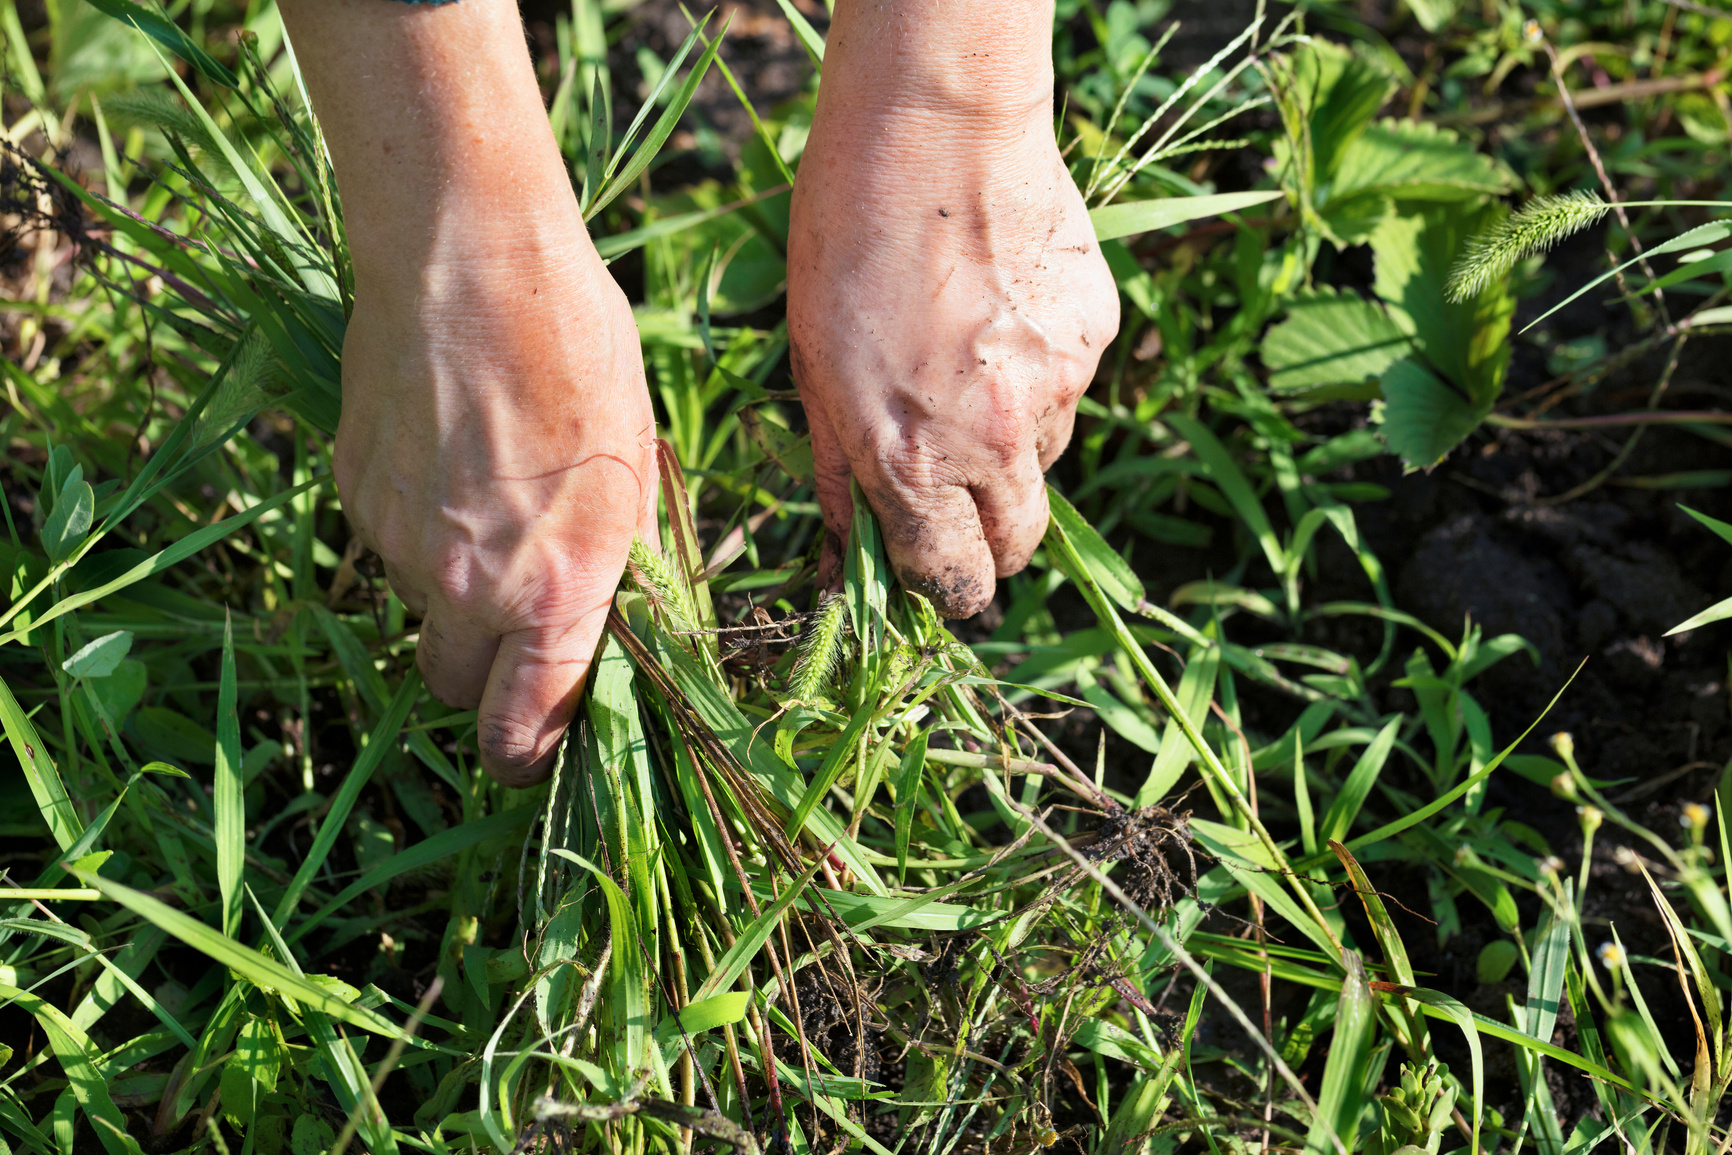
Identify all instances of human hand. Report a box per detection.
[786,0,1119,618]
[284,0,656,785]
[336,223,655,786]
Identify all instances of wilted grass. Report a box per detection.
[0,3,1728,1155]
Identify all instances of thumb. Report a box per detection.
[475,602,610,787]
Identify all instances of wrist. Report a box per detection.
[821,0,1055,123]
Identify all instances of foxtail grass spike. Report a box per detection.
[788,593,848,702]
[627,536,700,635]
[1446,191,1610,303]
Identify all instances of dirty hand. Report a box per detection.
[285,0,656,786]
[787,0,1119,619]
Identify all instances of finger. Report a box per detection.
[416,605,497,710]
[795,357,855,542]
[972,452,1050,578]
[475,606,610,787]
[859,461,996,620]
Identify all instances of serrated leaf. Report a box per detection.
[61,631,132,679]
[1378,357,1487,469]
[1318,191,1394,245]
[1373,203,1515,404]
[1262,287,1413,392]
[1281,40,1394,183]
[1332,119,1513,204]
[1405,0,1457,31]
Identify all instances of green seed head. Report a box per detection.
[1446,192,1610,303]
[788,594,849,703]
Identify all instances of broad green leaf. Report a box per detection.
[1477,940,1519,983]
[1286,40,1395,185]
[1404,0,1457,31]
[1072,1017,1165,1068]
[757,886,997,932]
[61,631,132,679]
[656,991,750,1062]
[1378,357,1488,469]
[1090,190,1284,241]
[1372,204,1514,405]
[1262,287,1412,392]
[42,472,93,563]
[1331,119,1514,204]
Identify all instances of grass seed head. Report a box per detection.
[788,593,849,702]
[1446,191,1610,303]
[627,536,701,634]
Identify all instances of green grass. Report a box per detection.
[1,1,1730,1153]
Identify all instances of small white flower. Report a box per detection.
[1523,18,1545,44]
[1536,855,1564,877]
[1596,941,1626,969]
[1681,802,1711,830]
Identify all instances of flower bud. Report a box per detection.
[1548,731,1574,761]
[1577,804,1603,834]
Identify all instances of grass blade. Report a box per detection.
[1090,190,1284,240]
[68,870,401,1038]
[0,984,143,1155]
[271,671,423,924]
[0,674,83,850]
[214,612,243,938]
